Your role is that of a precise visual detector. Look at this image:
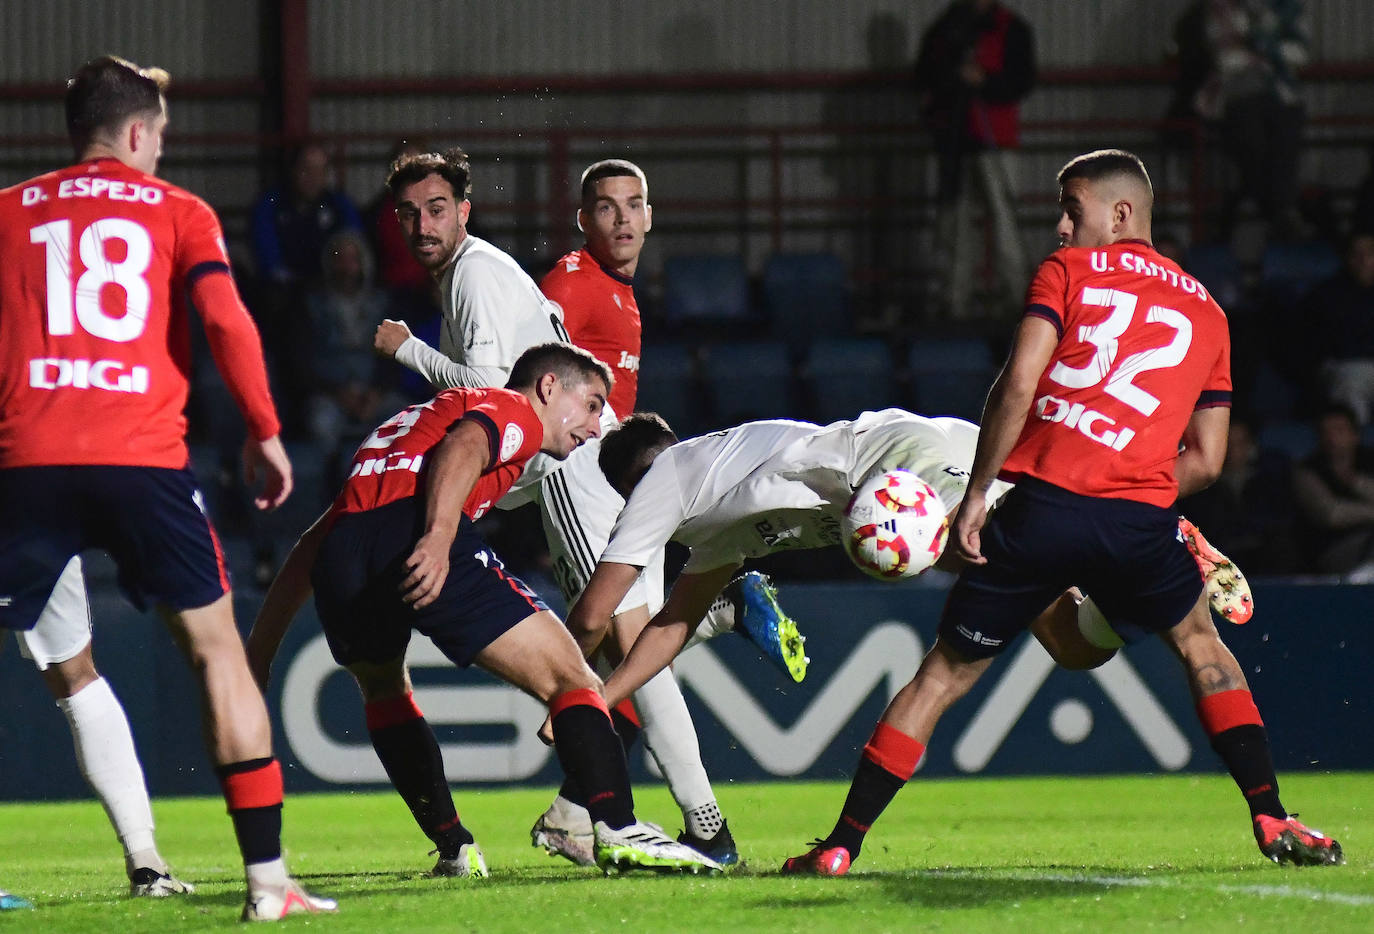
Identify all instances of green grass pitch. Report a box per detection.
[1,773,1368,932]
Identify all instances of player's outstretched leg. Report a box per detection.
[531,700,640,867]
[169,598,336,920]
[549,689,722,876]
[357,687,484,877]
[718,572,808,682]
[1163,596,1342,868]
[780,722,922,876]
[1178,516,1253,623]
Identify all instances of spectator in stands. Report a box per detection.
[915,0,1035,321]
[250,142,364,435]
[1178,414,1301,575]
[1298,232,1374,425]
[1292,404,1374,580]
[1179,0,1309,239]
[304,229,404,479]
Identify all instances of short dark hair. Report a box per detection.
[580,159,648,208]
[65,55,169,154]
[598,412,677,498]
[387,148,473,201]
[505,341,613,396]
[1057,149,1153,196]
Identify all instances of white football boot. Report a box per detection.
[592,821,724,876]
[241,878,338,922]
[530,797,596,866]
[430,842,488,878]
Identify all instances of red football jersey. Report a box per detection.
[541,247,640,416]
[0,158,277,469]
[999,240,1231,507]
[332,387,543,519]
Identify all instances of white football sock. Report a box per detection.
[683,592,737,651]
[245,856,289,891]
[633,668,716,814]
[56,677,164,875]
[545,793,592,833]
[684,801,724,839]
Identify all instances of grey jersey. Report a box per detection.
[600,409,1009,574]
[394,234,564,390]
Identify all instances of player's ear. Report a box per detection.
[1113,199,1132,230]
[575,208,587,233]
[458,198,472,227]
[643,201,652,234]
[536,371,559,403]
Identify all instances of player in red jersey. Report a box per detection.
[531,160,750,867]
[0,56,335,920]
[784,149,1341,875]
[246,343,722,877]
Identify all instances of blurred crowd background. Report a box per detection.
[4,0,1373,589]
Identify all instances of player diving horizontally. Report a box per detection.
[562,402,1335,871]
[247,343,723,877]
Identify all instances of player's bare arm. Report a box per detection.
[566,561,642,658]
[246,509,332,687]
[1174,406,1230,500]
[402,419,492,609]
[603,564,738,708]
[373,318,413,359]
[953,315,1058,562]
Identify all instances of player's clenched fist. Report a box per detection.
[374,318,413,358]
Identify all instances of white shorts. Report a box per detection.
[14,555,92,670]
[538,433,662,616]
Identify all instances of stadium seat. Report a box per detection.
[635,341,700,436]
[700,340,797,427]
[1260,240,1341,307]
[802,338,897,425]
[661,254,752,329]
[1182,243,1246,312]
[907,338,997,422]
[762,252,850,345]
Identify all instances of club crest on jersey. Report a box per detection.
[499,423,524,462]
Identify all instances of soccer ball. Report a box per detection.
[842,469,949,580]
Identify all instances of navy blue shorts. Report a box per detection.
[0,465,230,630]
[939,478,1203,660]
[312,498,547,668]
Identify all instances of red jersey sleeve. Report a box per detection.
[1023,251,1070,337]
[460,390,544,518]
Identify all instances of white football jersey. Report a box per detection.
[395,234,565,390]
[601,408,1010,574]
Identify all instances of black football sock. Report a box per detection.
[825,723,924,859]
[557,701,641,806]
[1197,690,1284,819]
[216,757,284,865]
[366,694,473,855]
[551,690,635,830]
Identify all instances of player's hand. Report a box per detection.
[374,319,413,358]
[951,492,989,565]
[244,434,293,511]
[401,531,450,609]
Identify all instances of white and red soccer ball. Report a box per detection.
[842,469,949,580]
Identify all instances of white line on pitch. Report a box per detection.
[917,868,1373,907]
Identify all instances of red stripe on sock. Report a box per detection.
[365,692,424,731]
[550,688,609,720]
[862,722,925,781]
[612,698,640,728]
[221,759,283,811]
[1196,689,1263,737]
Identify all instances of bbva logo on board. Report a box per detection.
[277,621,1190,784]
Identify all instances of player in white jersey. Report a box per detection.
[12,557,191,897]
[372,150,759,867]
[567,409,1250,709]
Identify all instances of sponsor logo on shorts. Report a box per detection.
[499,424,524,462]
[956,625,1003,647]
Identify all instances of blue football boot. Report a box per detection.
[727,572,808,683]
